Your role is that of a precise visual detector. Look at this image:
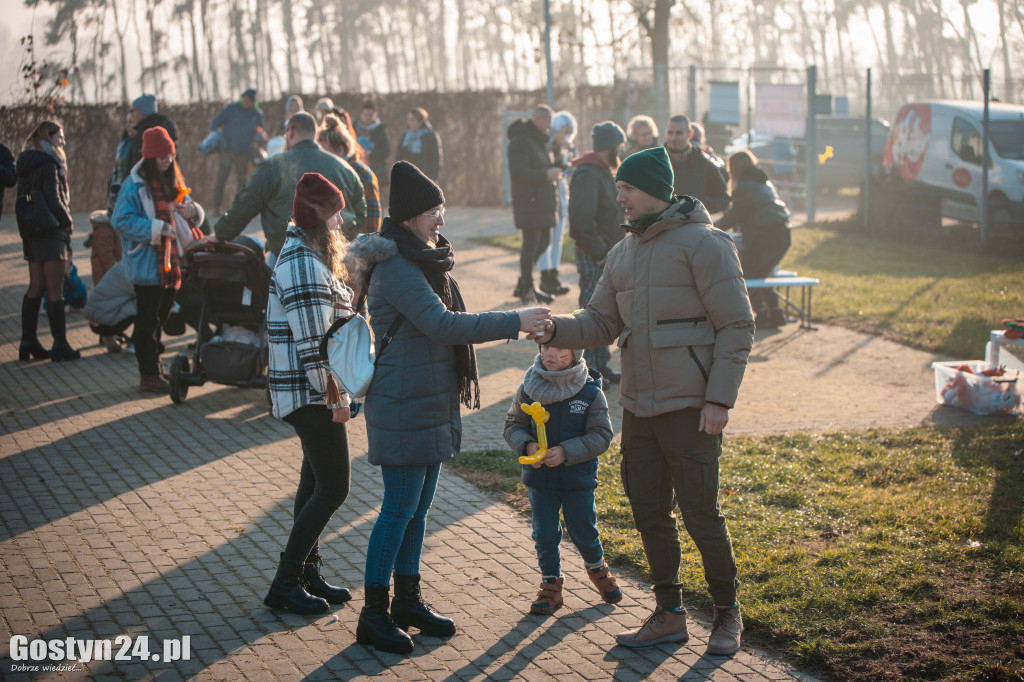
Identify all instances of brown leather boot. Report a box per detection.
[614,606,689,648]
[529,577,563,615]
[586,564,623,604]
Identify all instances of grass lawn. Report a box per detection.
[472,224,1024,359]
[450,421,1024,682]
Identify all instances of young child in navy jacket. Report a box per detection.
[503,344,620,614]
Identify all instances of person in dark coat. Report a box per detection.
[507,105,561,304]
[16,121,78,361]
[342,161,551,656]
[356,100,392,187]
[568,121,626,386]
[664,114,730,214]
[395,107,441,181]
[1,142,18,219]
[210,88,267,213]
[213,113,365,260]
[717,149,792,329]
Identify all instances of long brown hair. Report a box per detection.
[139,157,186,202]
[24,120,66,165]
[304,222,348,281]
[727,149,758,194]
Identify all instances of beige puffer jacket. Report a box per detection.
[551,198,754,417]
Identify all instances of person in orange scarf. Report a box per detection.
[111,126,205,393]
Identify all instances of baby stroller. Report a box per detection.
[168,235,272,405]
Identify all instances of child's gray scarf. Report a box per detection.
[523,354,589,405]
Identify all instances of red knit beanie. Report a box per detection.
[141,126,175,158]
[293,172,345,228]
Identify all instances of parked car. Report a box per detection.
[725,115,891,190]
[883,99,1024,235]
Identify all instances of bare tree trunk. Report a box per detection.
[186,1,206,101]
[129,0,148,92]
[200,0,221,100]
[280,0,299,93]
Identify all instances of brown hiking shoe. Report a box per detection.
[139,373,171,394]
[614,606,689,648]
[586,565,623,604]
[707,605,743,656]
[529,577,563,615]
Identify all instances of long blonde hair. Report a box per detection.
[24,120,66,165]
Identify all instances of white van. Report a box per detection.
[883,100,1024,234]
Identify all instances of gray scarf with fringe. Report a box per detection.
[523,354,590,404]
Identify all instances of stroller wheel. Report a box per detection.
[170,354,190,404]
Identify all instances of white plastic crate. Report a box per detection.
[932,360,1022,416]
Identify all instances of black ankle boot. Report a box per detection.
[512,277,553,305]
[302,549,351,604]
[46,300,80,362]
[538,270,569,296]
[357,584,414,654]
[264,555,330,614]
[20,296,51,360]
[391,574,456,637]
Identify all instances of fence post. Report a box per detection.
[981,69,990,244]
[863,68,872,232]
[687,65,697,121]
[746,68,752,150]
[806,65,817,225]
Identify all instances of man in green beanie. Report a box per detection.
[530,145,754,656]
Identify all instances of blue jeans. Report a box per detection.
[528,487,605,577]
[364,464,442,586]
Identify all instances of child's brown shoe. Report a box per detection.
[587,564,623,604]
[529,577,564,615]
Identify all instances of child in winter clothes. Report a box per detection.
[503,344,621,615]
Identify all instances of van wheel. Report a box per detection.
[987,195,1014,237]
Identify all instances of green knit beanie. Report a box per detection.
[615,147,675,203]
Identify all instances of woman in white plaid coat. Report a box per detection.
[264,173,355,616]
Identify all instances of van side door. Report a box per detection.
[946,117,984,222]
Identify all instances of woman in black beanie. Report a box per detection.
[343,161,551,655]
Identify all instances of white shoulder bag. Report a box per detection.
[318,294,404,400]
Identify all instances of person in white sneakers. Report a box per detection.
[529,147,754,656]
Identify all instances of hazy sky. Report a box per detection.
[0,0,1006,107]
[0,0,55,104]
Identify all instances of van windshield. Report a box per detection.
[991,121,1024,159]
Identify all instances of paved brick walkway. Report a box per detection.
[2,207,858,681]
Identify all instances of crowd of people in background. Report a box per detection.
[2,87,800,664]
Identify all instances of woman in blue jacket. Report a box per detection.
[112,127,204,393]
[343,161,550,655]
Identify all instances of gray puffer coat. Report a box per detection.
[344,231,522,466]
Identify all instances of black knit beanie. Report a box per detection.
[389,161,445,223]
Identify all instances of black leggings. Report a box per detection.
[133,285,175,376]
[520,228,552,281]
[281,404,351,565]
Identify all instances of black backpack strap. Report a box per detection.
[374,313,404,367]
